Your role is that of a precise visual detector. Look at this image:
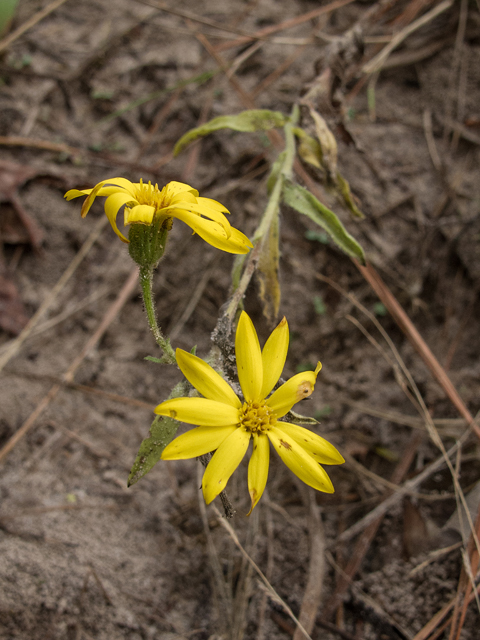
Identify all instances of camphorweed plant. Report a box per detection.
[66,105,363,516]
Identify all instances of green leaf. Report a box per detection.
[282,180,366,264]
[145,355,163,364]
[127,381,187,486]
[174,109,288,156]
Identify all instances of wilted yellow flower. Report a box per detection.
[155,312,344,513]
[65,178,252,254]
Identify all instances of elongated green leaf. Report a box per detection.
[282,180,365,264]
[127,381,187,486]
[174,109,288,155]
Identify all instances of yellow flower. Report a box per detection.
[65,178,253,254]
[155,312,344,513]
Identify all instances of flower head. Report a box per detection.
[155,312,344,513]
[65,178,252,254]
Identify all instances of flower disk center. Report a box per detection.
[240,401,277,433]
[134,180,168,211]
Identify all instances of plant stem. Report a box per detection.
[139,266,176,363]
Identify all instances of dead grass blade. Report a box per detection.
[362,0,454,74]
[197,464,233,634]
[0,267,139,463]
[355,262,478,436]
[214,0,356,52]
[293,490,326,640]
[212,505,314,640]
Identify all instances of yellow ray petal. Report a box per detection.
[202,428,251,503]
[176,349,241,408]
[64,188,91,201]
[79,181,107,218]
[125,204,156,225]
[235,312,263,402]
[169,191,197,206]
[268,426,334,493]
[164,202,232,235]
[260,316,289,399]
[161,425,237,460]
[95,178,137,197]
[169,211,252,254]
[247,432,270,515]
[267,363,321,418]
[196,197,229,213]
[164,181,198,197]
[154,397,240,426]
[104,192,136,242]
[275,422,344,465]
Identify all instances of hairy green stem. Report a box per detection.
[139,266,176,363]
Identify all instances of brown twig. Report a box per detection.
[355,262,478,438]
[214,0,356,52]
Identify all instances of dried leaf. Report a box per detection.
[336,172,364,219]
[308,106,338,178]
[293,127,323,170]
[256,211,281,324]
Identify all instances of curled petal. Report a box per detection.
[161,425,237,460]
[196,197,229,213]
[176,349,241,408]
[125,204,156,225]
[267,362,322,418]
[260,316,289,399]
[275,422,344,465]
[80,181,108,218]
[247,432,270,515]
[171,211,252,254]
[163,202,232,235]
[202,428,251,504]
[95,178,137,197]
[236,311,263,402]
[104,192,136,242]
[268,426,334,493]
[154,397,239,426]
[64,188,91,201]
